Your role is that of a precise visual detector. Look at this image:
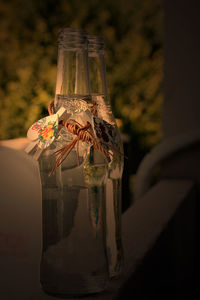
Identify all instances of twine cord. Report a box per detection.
[48,99,123,175]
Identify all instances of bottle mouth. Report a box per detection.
[87,35,105,52]
[58,27,88,49]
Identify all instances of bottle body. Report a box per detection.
[91,94,124,278]
[39,29,109,297]
[88,36,124,278]
[39,124,109,296]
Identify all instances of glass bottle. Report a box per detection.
[88,35,124,278]
[39,28,109,297]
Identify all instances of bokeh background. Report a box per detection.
[0,0,163,176]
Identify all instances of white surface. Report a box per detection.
[122,179,194,277]
[0,146,70,300]
[0,141,194,299]
[134,128,200,200]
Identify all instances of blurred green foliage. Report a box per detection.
[0,0,162,151]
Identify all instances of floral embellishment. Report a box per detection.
[40,124,56,140]
[38,121,58,148]
[93,117,119,148]
[25,107,66,158]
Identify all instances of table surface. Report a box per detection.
[0,138,194,299]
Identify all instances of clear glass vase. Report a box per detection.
[39,28,110,297]
[88,35,124,278]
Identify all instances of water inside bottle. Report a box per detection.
[39,94,123,296]
[91,94,124,277]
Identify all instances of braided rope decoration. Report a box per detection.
[48,100,114,175]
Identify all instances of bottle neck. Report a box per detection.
[55,28,90,100]
[88,36,108,97]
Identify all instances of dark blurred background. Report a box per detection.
[0,0,163,183]
[2,2,200,299]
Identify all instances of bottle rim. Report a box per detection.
[58,27,88,49]
[87,35,105,52]
[58,27,87,36]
